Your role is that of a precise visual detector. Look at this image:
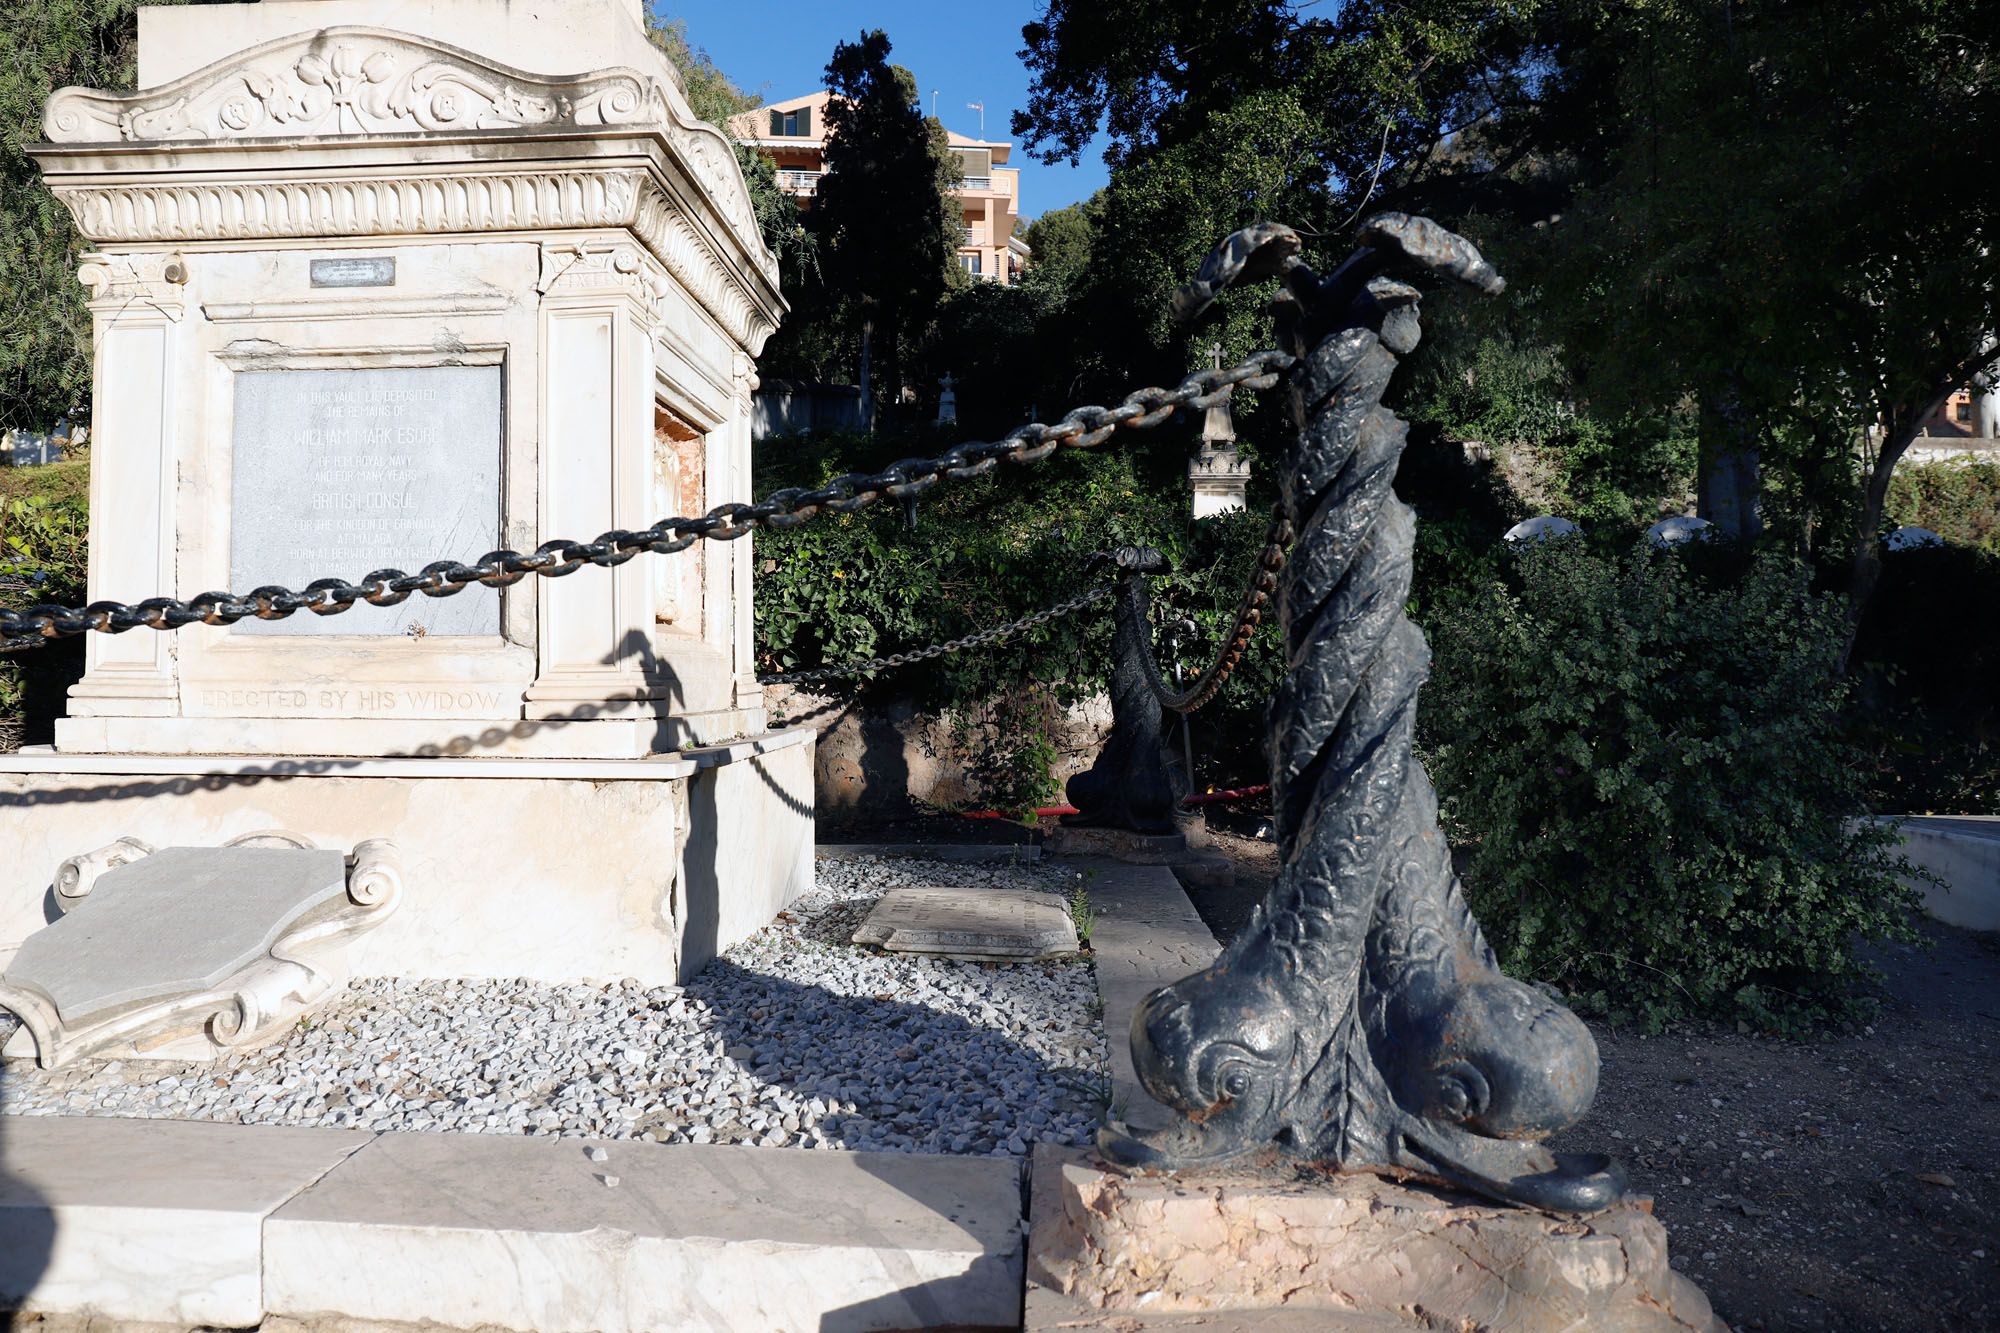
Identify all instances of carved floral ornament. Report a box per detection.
[40,27,764,265]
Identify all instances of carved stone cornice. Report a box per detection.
[37,26,775,298]
[76,251,189,311]
[48,168,776,350]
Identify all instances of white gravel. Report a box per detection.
[0,855,1109,1157]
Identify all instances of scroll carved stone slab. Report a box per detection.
[0,834,404,1068]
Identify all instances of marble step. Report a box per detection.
[0,1115,1025,1332]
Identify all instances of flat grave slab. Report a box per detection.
[4,846,348,1023]
[852,885,1079,961]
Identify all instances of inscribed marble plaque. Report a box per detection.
[852,886,1080,961]
[230,365,501,636]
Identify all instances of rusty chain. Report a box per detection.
[757,584,1112,686]
[0,351,1294,654]
[1140,503,1293,713]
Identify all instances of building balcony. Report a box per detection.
[776,169,823,194]
[960,175,993,192]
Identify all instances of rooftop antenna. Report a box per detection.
[966,101,985,137]
[930,89,939,118]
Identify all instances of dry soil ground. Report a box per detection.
[1187,825,2000,1332]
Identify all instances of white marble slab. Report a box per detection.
[6,846,347,1020]
[229,364,503,637]
[0,1116,371,1326]
[265,1131,1024,1333]
[853,885,1079,960]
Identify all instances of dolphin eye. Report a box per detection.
[1224,1069,1251,1097]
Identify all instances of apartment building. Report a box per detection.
[731,91,1029,284]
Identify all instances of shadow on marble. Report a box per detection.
[0,1035,57,1325]
[0,630,687,819]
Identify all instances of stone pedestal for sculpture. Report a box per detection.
[0,0,815,987]
[0,834,403,1068]
[1026,1147,1724,1332]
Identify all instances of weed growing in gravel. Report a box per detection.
[1068,874,1097,948]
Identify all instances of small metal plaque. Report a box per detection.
[309,257,396,289]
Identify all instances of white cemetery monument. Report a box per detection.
[1189,345,1249,517]
[0,0,813,1008]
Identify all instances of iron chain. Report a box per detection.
[0,351,1296,653]
[1142,503,1293,713]
[756,585,1113,686]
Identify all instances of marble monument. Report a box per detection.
[0,0,814,987]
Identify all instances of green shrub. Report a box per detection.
[1420,540,1921,1030]
[0,483,89,747]
[754,429,1285,803]
[1850,541,2000,812]
[1885,460,2000,555]
[1,492,89,602]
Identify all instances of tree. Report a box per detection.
[807,31,963,421]
[1021,200,1094,296]
[0,0,222,431]
[1012,2,1550,411]
[1500,1,1998,654]
[1015,0,2000,649]
[647,16,803,269]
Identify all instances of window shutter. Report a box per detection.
[770,109,784,136]
[799,106,812,137]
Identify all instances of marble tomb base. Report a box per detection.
[0,730,814,988]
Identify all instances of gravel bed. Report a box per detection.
[0,856,1109,1157]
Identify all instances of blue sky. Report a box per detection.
[651,1,1111,217]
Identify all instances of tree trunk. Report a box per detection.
[1697,387,1763,542]
[1838,416,1914,675]
[1840,340,2000,673]
[857,318,875,430]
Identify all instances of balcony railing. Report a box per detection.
[961,225,981,244]
[776,169,823,194]
[960,175,994,191]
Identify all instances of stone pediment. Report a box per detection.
[45,27,668,142]
[40,27,765,273]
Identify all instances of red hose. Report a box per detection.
[955,783,1270,821]
[1179,783,1271,807]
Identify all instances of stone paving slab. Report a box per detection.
[1081,863,1222,1133]
[264,1130,1026,1332]
[0,1116,371,1327]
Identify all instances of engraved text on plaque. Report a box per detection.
[230,365,503,637]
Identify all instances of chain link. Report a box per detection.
[1141,503,1293,713]
[0,352,1295,654]
[757,585,1113,686]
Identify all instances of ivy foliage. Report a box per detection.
[1419,539,1922,1030]
[753,427,1285,797]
